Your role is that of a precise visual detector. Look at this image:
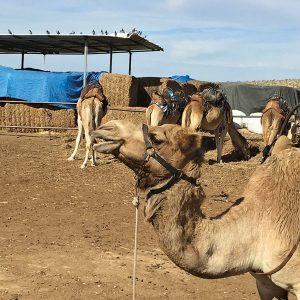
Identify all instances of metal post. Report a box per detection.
[109,47,113,73]
[83,40,88,87]
[128,51,132,75]
[21,52,24,69]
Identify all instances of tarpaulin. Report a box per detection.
[0,65,106,108]
[220,83,300,115]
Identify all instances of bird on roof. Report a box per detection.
[144,35,147,38]
[120,28,125,33]
[114,31,117,36]
[8,29,12,34]
[56,30,60,35]
[70,30,75,35]
[92,29,95,35]
[100,29,104,34]
[132,28,136,33]
[29,29,32,34]
[105,30,108,35]
[46,30,50,34]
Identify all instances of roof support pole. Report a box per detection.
[128,51,132,75]
[83,40,88,87]
[109,46,113,73]
[21,52,24,69]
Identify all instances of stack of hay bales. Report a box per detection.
[100,73,139,107]
[0,101,76,132]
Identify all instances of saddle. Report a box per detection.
[200,88,228,115]
[150,88,187,117]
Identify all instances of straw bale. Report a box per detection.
[105,107,146,124]
[0,102,76,132]
[100,73,138,107]
[188,80,220,92]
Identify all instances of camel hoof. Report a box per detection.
[80,164,87,169]
[67,156,75,161]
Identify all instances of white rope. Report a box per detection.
[132,196,140,300]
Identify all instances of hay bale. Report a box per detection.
[0,102,76,132]
[105,107,146,124]
[187,80,220,92]
[100,73,138,107]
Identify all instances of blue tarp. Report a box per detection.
[169,75,194,82]
[0,65,106,108]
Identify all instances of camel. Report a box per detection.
[181,88,250,163]
[67,82,108,168]
[146,88,187,126]
[92,119,300,300]
[261,95,289,146]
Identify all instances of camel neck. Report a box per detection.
[145,171,257,279]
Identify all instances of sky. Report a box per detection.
[0,0,300,82]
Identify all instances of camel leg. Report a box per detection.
[81,121,93,169]
[67,116,83,161]
[215,129,222,163]
[256,277,288,300]
[215,123,226,163]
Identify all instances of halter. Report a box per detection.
[261,103,300,163]
[141,124,197,200]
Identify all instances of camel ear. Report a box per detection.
[177,131,202,153]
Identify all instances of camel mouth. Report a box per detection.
[92,126,124,154]
[93,140,123,154]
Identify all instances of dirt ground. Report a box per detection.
[0,129,297,300]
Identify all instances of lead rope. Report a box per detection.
[132,182,140,300]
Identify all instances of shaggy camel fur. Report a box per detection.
[146,89,187,126]
[92,120,300,300]
[67,82,108,168]
[261,96,289,146]
[181,89,250,163]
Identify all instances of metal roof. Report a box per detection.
[0,32,163,54]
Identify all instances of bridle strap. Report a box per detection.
[142,124,197,200]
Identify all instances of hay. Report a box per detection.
[0,102,76,132]
[100,73,138,107]
[188,80,220,92]
[105,108,146,125]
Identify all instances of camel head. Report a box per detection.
[92,120,203,188]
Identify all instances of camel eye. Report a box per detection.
[150,135,163,145]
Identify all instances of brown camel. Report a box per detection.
[146,88,187,126]
[261,95,289,146]
[67,82,108,168]
[181,88,250,163]
[92,120,300,300]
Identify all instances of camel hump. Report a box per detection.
[80,82,104,100]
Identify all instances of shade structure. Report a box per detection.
[0,31,163,80]
[0,32,163,54]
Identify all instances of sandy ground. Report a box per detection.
[0,129,297,300]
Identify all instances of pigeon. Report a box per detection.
[101,29,104,34]
[120,28,125,33]
[29,29,32,34]
[8,29,12,34]
[46,30,50,34]
[92,29,95,35]
[114,31,117,36]
[105,30,108,35]
[56,30,60,35]
[70,30,75,35]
